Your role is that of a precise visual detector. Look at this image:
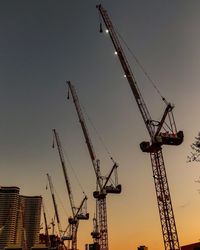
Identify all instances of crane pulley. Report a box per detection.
[96,4,183,250]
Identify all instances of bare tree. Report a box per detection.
[187,132,200,162]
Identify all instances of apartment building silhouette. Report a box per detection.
[0,186,42,250]
[137,246,148,250]
[0,187,20,249]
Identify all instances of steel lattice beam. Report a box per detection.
[150,149,179,250]
[97,197,108,250]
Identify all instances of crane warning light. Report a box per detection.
[105,29,109,33]
[114,51,118,55]
[123,74,127,78]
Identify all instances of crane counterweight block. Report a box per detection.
[156,130,184,146]
[140,131,184,153]
[93,184,121,199]
[105,184,121,194]
[77,212,89,220]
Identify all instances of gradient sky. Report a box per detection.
[1,1,200,250]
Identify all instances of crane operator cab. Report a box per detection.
[68,216,78,225]
[140,130,184,153]
[91,231,101,239]
[93,190,107,199]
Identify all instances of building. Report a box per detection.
[0,187,20,249]
[181,242,200,250]
[0,187,42,250]
[85,243,100,250]
[20,196,42,250]
[137,246,148,250]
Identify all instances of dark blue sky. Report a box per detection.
[1,1,200,250]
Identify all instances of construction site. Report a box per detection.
[0,1,200,250]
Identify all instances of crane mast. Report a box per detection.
[67,81,121,250]
[97,4,184,250]
[47,173,62,237]
[52,129,89,250]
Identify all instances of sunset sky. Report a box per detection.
[1,1,200,250]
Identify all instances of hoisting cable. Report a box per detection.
[42,200,51,229]
[63,146,86,197]
[67,83,116,164]
[52,132,86,196]
[81,103,116,164]
[115,28,169,106]
[46,175,70,218]
[54,185,70,218]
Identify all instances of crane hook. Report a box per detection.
[67,87,70,100]
[99,23,103,33]
[52,135,55,149]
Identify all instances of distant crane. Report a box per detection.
[46,173,63,237]
[96,4,184,250]
[42,202,50,247]
[50,217,56,236]
[67,81,121,250]
[52,128,89,250]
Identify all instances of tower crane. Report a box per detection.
[47,173,63,237]
[42,202,50,247]
[67,81,121,250]
[96,4,184,250]
[52,129,89,250]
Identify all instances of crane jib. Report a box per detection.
[67,81,102,190]
[98,5,153,137]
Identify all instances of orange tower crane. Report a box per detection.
[96,4,183,250]
[52,129,89,250]
[67,81,121,250]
